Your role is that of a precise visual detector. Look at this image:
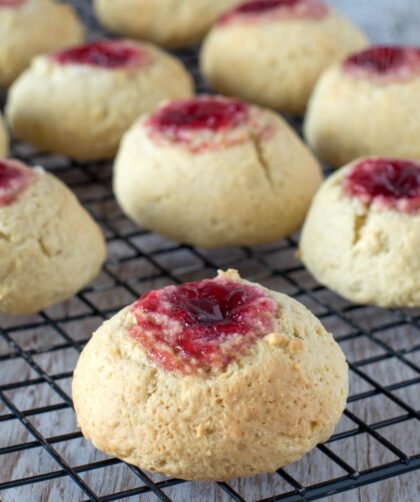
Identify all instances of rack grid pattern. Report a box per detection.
[0,1,419,500]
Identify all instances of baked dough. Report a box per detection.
[6,39,194,161]
[94,0,243,48]
[73,269,348,481]
[304,46,420,167]
[0,159,106,315]
[299,157,420,307]
[201,0,367,115]
[0,112,7,158]
[0,0,83,88]
[113,95,322,248]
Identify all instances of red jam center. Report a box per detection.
[53,41,147,69]
[234,0,300,14]
[129,278,277,374]
[148,97,249,137]
[344,158,420,213]
[0,0,26,7]
[344,46,420,80]
[218,0,327,24]
[345,47,406,74]
[0,160,34,207]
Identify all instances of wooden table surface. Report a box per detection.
[1,1,420,501]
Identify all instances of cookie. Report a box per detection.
[0,0,83,88]
[0,113,8,158]
[0,159,106,315]
[299,157,420,307]
[304,46,420,167]
[6,39,194,161]
[201,0,367,115]
[73,269,348,481]
[93,0,243,48]
[114,95,322,248]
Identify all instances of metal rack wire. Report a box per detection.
[0,1,419,500]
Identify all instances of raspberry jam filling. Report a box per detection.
[146,96,273,152]
[343,46,420,81]
[148,97,249,137]
[233,0,301,13]
[0,0,26,8]
[53,41,148,69]
[218,0,328,25]
[0,160,34,207]
[344,158,420,213]
[129,278,277,374]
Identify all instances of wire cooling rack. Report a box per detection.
[1,1,419,501]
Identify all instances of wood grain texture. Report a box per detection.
[1,1,420,501]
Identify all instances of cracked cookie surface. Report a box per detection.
[299,157,420,307]
[72,269,348,480]
[6,39,193,161]
[201,0,367,114]
[0,160,106,314]
[114,95,322,248]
